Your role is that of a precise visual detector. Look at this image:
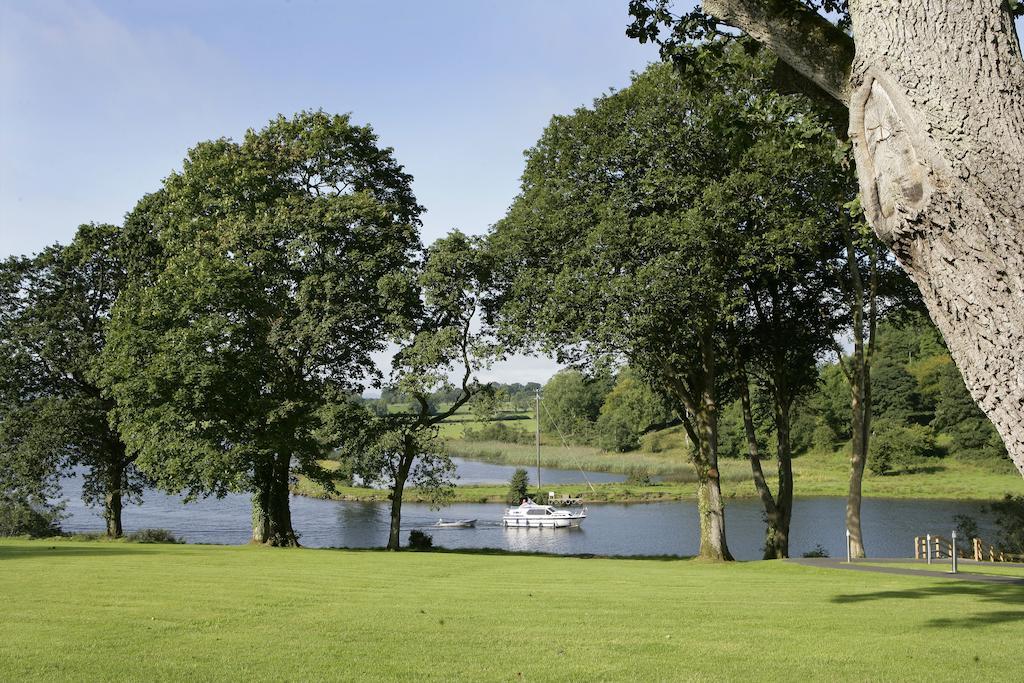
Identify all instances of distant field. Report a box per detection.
[436,407,1024,501]
[296,449,1024,503]
[307,406,1024,503]
[2,539,1022,681]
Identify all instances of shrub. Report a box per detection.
[953,513,979,543]
[0,496,63,538]
[408,529,433,550]
[812,423,839,452]
[624,466,652,486]
[125,528,183,544]
[987,495,1024,555]
[802,544,830,558]
[507,468,530,504]
[869,420,936,475]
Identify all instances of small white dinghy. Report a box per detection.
[503,499,586,528]
[435,519,477,528]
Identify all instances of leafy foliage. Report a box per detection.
[103,111,423,545]
[407,529,434,550]
[868,419,936,476]
[0,224,141,536]
[987,495,1024,555]
[339,231,499,549]
[538,370,612,445]
[595,369,672,452]
[507,468,530,504]
[125,528,183,544]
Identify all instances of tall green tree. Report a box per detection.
[629,0,1024,481]
[342,232,496,550]
[0,224,140,537]
[103,111,422,546]
[488,49,848,559]
[539,370,612,444]
[596,368,672,452]
[720,141,849,558]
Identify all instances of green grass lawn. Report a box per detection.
[1,540,1022,681]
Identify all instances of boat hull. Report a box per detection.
[502,516,584,528]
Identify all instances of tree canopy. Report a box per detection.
[103,111,423,546]
[0,223,139,537]
[487,47,853,558]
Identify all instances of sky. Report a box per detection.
[2,2,1020,385]
[0,0,666,385]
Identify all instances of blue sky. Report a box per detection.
[3,2,1020,384]
[0,0,661,256]
[1,0,667,384]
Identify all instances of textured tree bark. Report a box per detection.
[737,375,783,559]
[702,0,1024,481]
[386,438,415,551]
[103,463,123,539]
[693,409,732,561]
[771,396,794,559]
[846,0,1024,479]
[251,454,299,547]
[703,0,854,102]
[692,335,733,561]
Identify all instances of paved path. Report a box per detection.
[786,557,1024,586]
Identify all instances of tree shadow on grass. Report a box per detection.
[832,582,1024,628]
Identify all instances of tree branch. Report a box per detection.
[703,0,854,104]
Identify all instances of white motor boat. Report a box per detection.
[502,499,586,528]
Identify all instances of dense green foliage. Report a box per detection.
[485,44,865,558]
[536,370,612,443]
[3,540,1023,680]
[507,468,530,504]
[988,495,1024,555]
[595,368,673,452]
[0,224,139,537]
[102,111,423,545]
[339,231,498,549]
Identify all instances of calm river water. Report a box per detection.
[58,458,994,560]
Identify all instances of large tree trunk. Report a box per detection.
[693,335,733,561]
[251,454,298,547]
[693,409,732,561]
[386,438,415,551]
[770,396,793,559]
[103,462,123,539]
[702,0,1024,480]
[736,370,785,559]
[847,0,1024,478]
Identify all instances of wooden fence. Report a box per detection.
[914,535,1024,562]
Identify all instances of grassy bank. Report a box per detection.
[1,539,1021,680]
[296,449,1024,504]
[435,405,1024,501]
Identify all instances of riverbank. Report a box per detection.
[2,539,1021,680]
[294,451,1024,504]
